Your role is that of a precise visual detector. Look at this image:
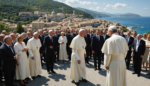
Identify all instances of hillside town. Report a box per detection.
[0,10,129,32]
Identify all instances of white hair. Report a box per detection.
[108,26,117,33]
[49,30,53,33]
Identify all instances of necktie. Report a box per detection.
[9,46,14,54]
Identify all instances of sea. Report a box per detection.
[96,17,150,34]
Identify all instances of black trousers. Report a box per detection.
[125,51,132,68]
[46,53,54,72]
[56,46,59,60]
[68,48,72,61]
[4,67,15,86]
[101,53,104,61]
[133,52,142,75]
[0,69,2,81]
[89,46,92,58]
[93,51,101,68]
[85,48,89,63]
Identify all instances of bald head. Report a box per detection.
[137,34,142,40]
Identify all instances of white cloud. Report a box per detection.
[57,0,62,2]
[103,8,107,10]
[80,1,92,5]
[103,3,105,4]
[106,3,127,9]
[93,2,98,5]
[144,8,148,9]
[96,7,101,11]
[65,0,97,5]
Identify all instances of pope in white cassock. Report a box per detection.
[102,26,129,86]
[27,32,42,79]
[70,29,87,85]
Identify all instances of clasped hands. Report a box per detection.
[22,48,28,52]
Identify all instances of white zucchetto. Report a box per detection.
[33,32,38,36]
[79,29,84,33]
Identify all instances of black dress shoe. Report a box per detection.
[86,62,90,65]
[32,77,36,79]
[75,82,79,85]
[0,80,4,83]
[12,85,17,86]
[138,74,140,77]
[98,68,101,70]
[132,72,137,74]
[82,78,87,82]
[95,68,97,71]
[51,71,56,73]
[37,75,41,77]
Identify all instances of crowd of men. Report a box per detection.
[0,27,149,86]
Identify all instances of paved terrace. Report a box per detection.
[0,59,150,86]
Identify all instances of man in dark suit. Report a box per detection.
[42,31,48,62]
[0,34,5,83]
[9,33,16,50]
[120,30,125,38]
[39,30,44,66]
[132,34,145,77]
[23,32,31,45]
[92,30,104,70]
[67,29,76,61]
[0,36,18,86]
[102,29,110,61]
[54,30,61,61]
[125,31,134,69]
[84,30,91,64]
[117,29,120,35]
[89,30,94,58]
[23,32,31,58]
[43,30,57,74]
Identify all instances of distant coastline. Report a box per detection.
[96,17,150,34]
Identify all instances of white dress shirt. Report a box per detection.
[136,39,141,52]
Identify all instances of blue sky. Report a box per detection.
[55,0,150,16]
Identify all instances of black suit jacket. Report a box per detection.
[0,44,17,69]
[67,33,76,46]
[103,35,110,41]
[10,40,16,50]
[23,37,31,45]
[54,34,61,47]
[120,34,125,38]
[92,35,104,53]
[84,34,91,51]
[39,35,44,54]
[43,35,57,56]
[133,39,146,56]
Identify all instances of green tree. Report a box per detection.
[147,31,150,35]
[15,22,24,33]
[121,28,128,32]
[0,22,11,32]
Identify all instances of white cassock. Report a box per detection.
[14,42,30,80]
[27,37,42,77]
[102,33,129,86]
[70,35,86,82]
[58,36,68,60]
